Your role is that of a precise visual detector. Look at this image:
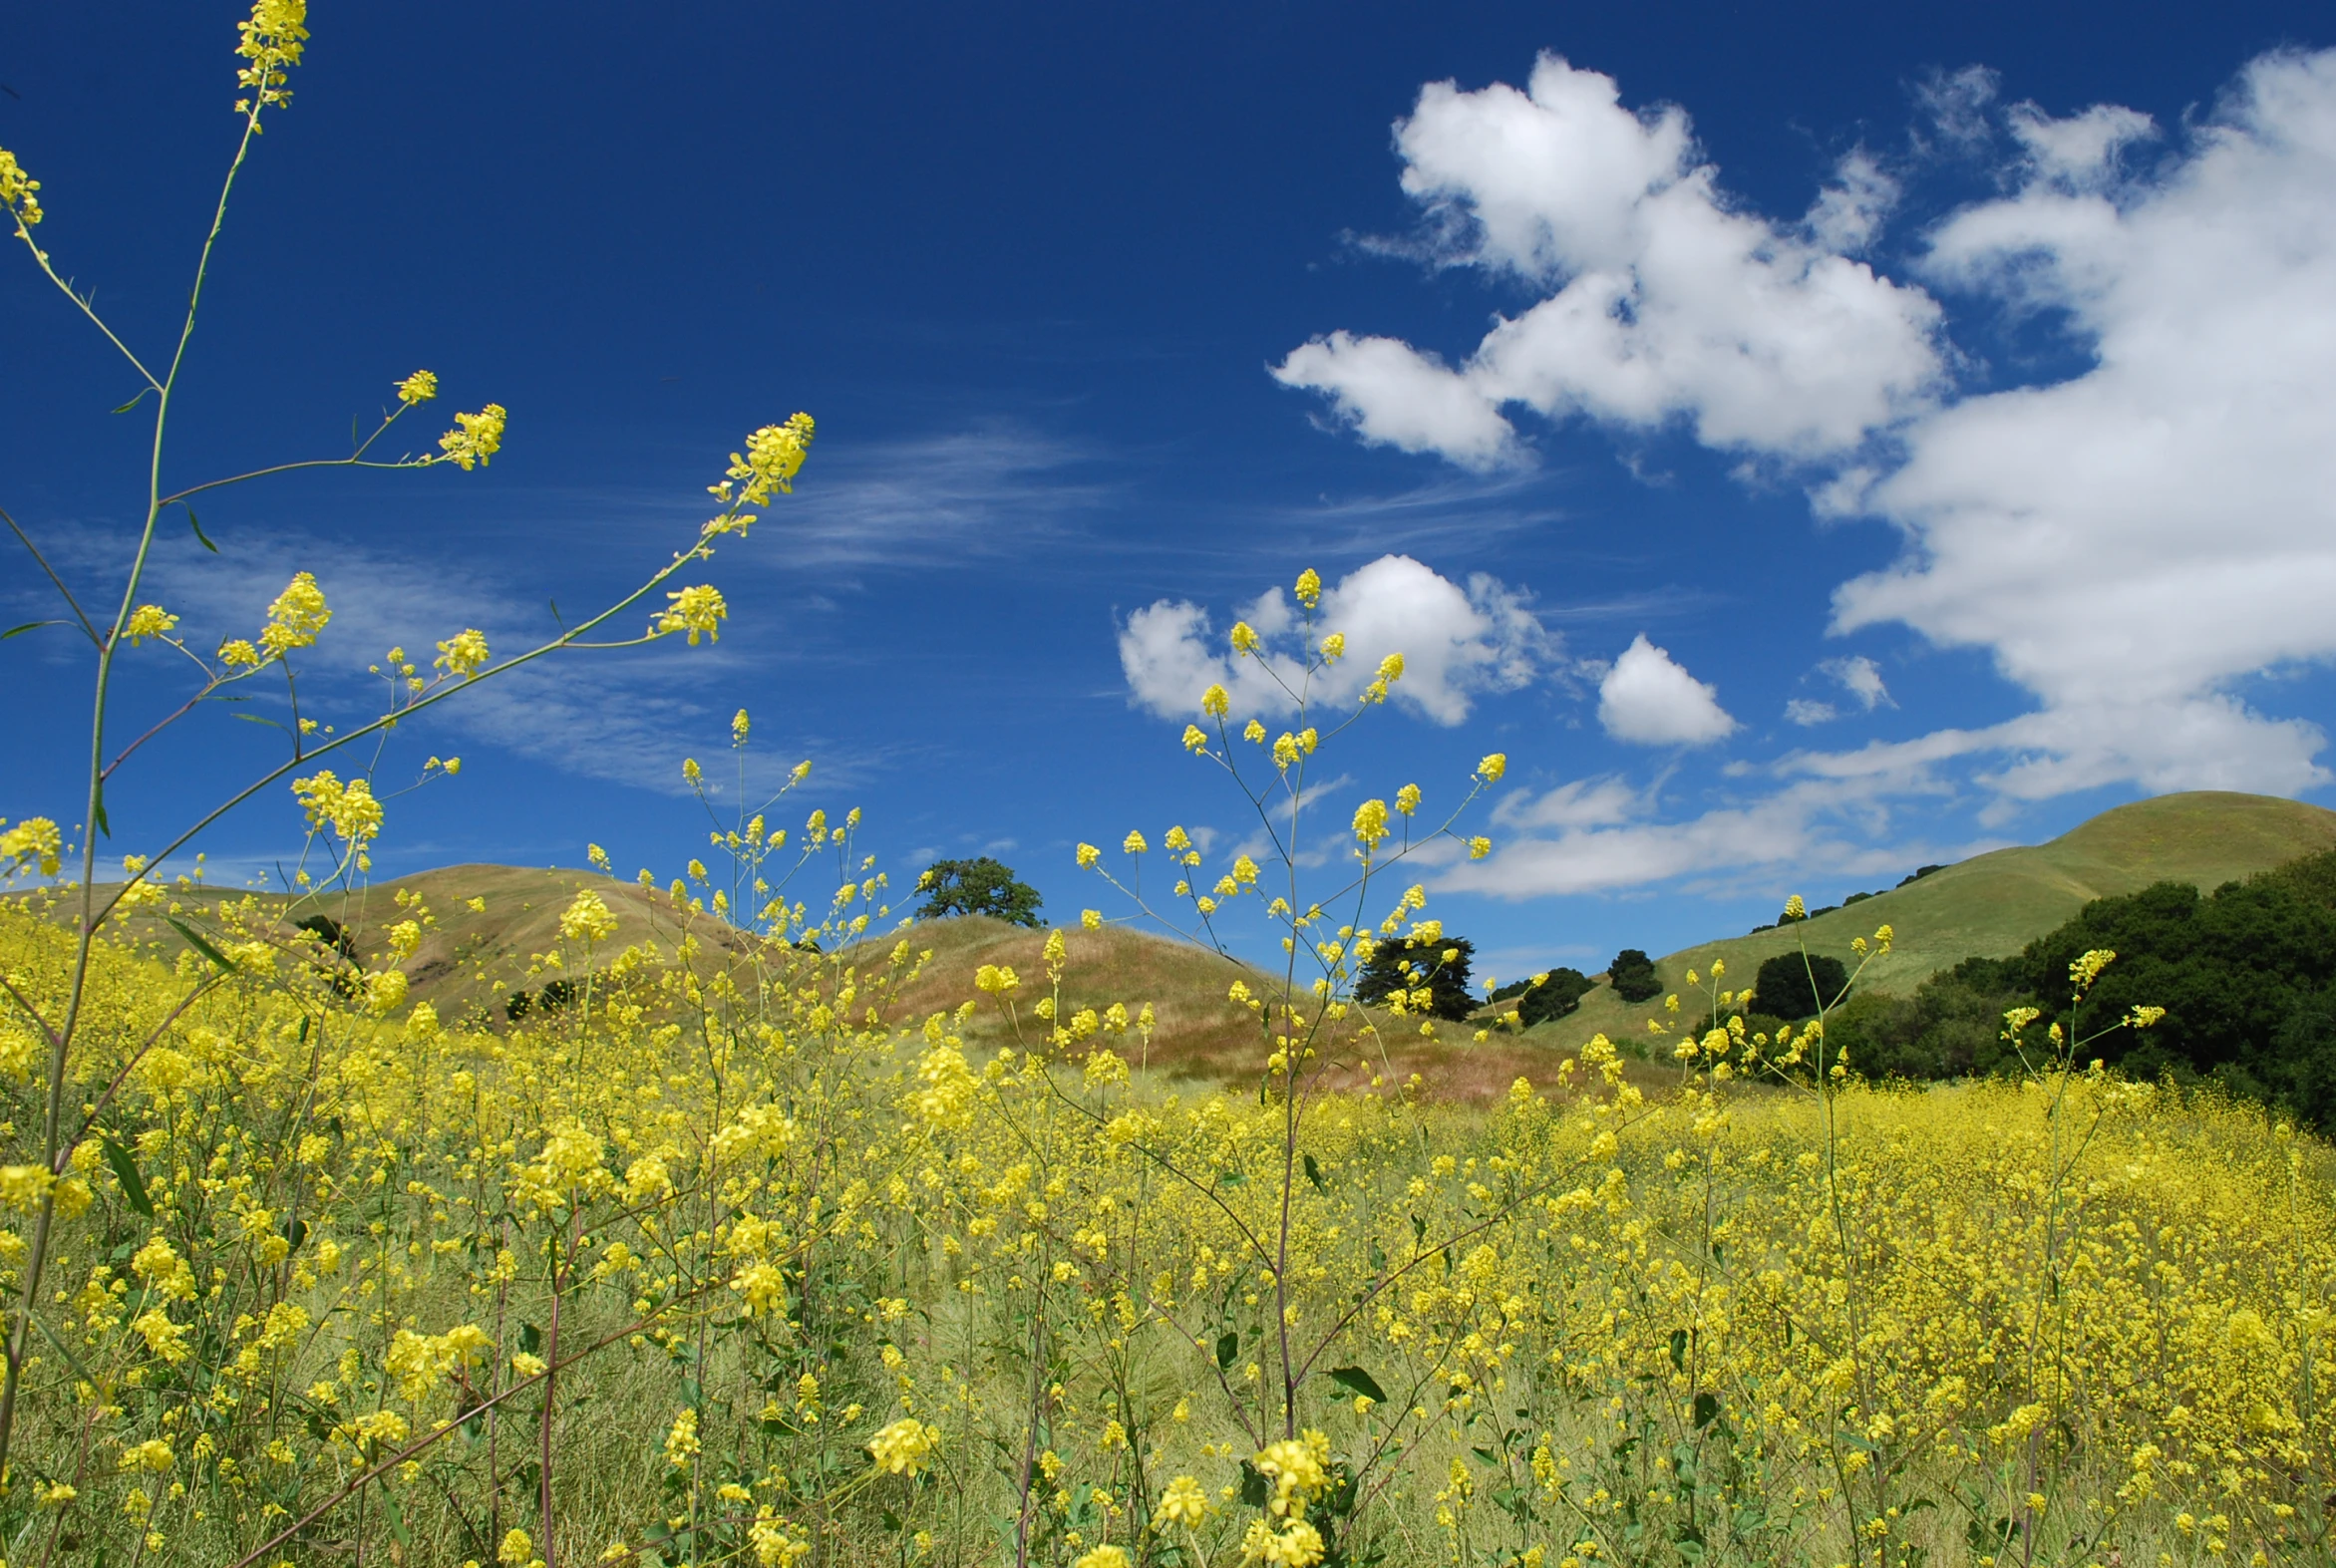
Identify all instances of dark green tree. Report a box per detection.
[1514,967,1593,1028]
[915,856,1045,927]
[1752,951,1850,1021]
[1607,949,1662,1004]
[1356,937,1477,1022]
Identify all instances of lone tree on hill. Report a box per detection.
[1608,948,1663,1003]
[1753,951,1850,1021]
[1356,936,1478,1021]
[916,856,1045,927]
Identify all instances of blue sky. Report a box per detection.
[6,0,2336,983]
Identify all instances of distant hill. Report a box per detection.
[50,789,2336,1095]
[1532,791,2336,1047]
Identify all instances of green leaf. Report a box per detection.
[1303,1152,1326,1193]
[230,712,287,731]
[112,389,152,415]
[101,1137,153,1217]
[1,621,66,640]
[183,507,217,554]
[1214,1331,1238,1372]
[381,1493,411,1548]
[519,1322,542,1356]
[1327,1366,1387,1404]
[165,917,235,973]
[1693,1392,1720,1429]
[1668,1328,1689,1373]
[92,784,109,838]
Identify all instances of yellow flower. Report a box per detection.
[1201,684,1230,718]
[397,369,439,406]
[1082,909,1102,931]
[1377,652,1405,682]
[0,1164,55,1212]
[259,571,331,658]
[657,584,728,645]
[1783,894,1807,921]
[234,0,309,115]
[1352,799,1390,851]
[1123,829,1148,854]
[1230,621,1261,655]
[1477,752,1506,782]
[1077,843,1102,868]
[499,1528,537,1567]
[2071,948,2117,992]
[1294,566,1322,606]
[975,964,1020,996]
[0,816,63,877]
[0,147,43,230]
[1181,724,1208,753]
[1075,1548,1131,1568]
[120,1438,175,1474]
[1468,836,1492,860]
[218,637,261,667]
[664,1407,702,1468]
[434,628,490,678]
[124,604,178,645]
[725,413,817,506]
[560,889,619,944]
[1394,784,1420,816]
[866,1417,939,1475]
[437,403,508,470]
[1156,1473,1210,1528]
[733,708,752,743]
[1319,631,1345,662]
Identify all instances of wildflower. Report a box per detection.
[1082,908,1102,930]
[120,1438,174,1473]
[435,628,490,678]
[1783,894,1807,921]
[1075,1548,1131,1568]
[867,1417,939,1475]
[2127,1004,2168,1029]
[0,1164,54,1212]
[1123,829,1148,854]
[0,147,43,230]
[559,889,619,944]
[0,816,63,877]
[1230,621,1261,655]
[124,604,178,645]
[1352,799,1390,851]
[1377,652,1405,682]
[1182,725,1208,753]
[499,1528,537,1567]
[259,571,331,658]
[725,413,817,506]
[1319,631,1345,661]
[437,403,508,470]
[218,637,261,666]
[234,0,309,115]
[1478,752,1505,781]
[1294,567,1322,607]
[397,369,439,405]
[975,964,1019,996]
[657,584,728,644]
[1202,684,1230,718]
[1157,1474,1210,1528]
[665,1407,701,1467]
[1468,836,1492,859]
[2071,948,2117,992]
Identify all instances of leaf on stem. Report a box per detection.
[165,916,235,973]
[1327,1365,1387,1404]
[102,1136,155,1217]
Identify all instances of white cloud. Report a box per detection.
[1597,634,1735,746]
[1831,50,2336,796]
[1785,699,1837,727]
[1119,554,1554,725]
[1826,655,1892,711]
[1451,773,1967,898]
[1273,54,1945,466]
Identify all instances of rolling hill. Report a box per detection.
[1529,790,2336,1047]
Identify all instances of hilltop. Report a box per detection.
[1532,790,2336,1046]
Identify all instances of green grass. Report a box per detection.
[1531,789,2336,1050]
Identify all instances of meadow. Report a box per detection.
[4,7,2336,1567]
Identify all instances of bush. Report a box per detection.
[1356,935,1478,1021]
[1752,951,1850,1021]
[1608,948,1662,1003]
[914,856,1044,926]
[1515,966,1593,1027]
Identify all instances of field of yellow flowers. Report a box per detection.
[5,7,2335,1566]
[1,839,2331,1568]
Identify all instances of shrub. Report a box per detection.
[1752,950,1850,1020]
[1515,966,1593,1027]
[1607,947,1662,1003]
[1355,935,1477,1020]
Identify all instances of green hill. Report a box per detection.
[1531,790,2336,1048]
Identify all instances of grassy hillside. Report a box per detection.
[1533,790,2336,1049]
